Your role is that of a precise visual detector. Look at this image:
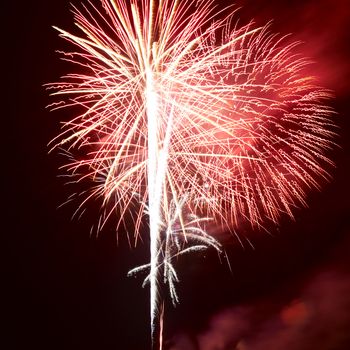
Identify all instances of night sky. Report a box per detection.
[5,1,350,349]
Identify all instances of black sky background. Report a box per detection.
[4,1,350,349]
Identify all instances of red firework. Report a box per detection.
[47,0,337,347]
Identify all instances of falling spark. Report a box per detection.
[47,0,336,347]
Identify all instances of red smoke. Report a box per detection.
[230,0,350,95]
[169,232,350,350]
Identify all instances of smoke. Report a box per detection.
[231,0,350,96]
[291,0,350,95]
[169,233,350,350]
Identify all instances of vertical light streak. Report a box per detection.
[48,0,337,348]
[145,66,162,339]
[147,67,175,345]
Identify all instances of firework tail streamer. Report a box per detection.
[47,0,337,348]
[146,66,164,346]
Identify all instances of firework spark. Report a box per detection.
[48,0,336,347]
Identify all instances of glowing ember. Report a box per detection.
[47,0,336,347]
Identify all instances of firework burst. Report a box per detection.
[48,0,336,347]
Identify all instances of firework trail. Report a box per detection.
[48,0,336,347]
